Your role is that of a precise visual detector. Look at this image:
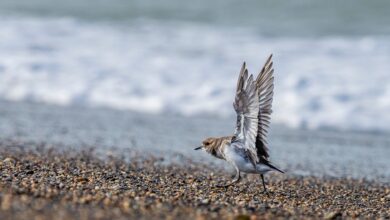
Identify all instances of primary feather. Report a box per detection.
[255,54,274,160]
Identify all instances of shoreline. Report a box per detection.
[1,145,389,219]
[2,100,390,182]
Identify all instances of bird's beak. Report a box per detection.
[194,146,202,150]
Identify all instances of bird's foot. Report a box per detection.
[214,172,240,189]
[261,189,270,197]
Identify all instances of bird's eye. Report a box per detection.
[205,142,210,146]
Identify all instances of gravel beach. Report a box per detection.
[1,143,389,220]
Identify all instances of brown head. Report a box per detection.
[194,136,232,159]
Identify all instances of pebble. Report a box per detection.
[0,144,389,219]
[324,211,342,220]
[3,157,15,164]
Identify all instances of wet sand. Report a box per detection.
[1,144,389,220]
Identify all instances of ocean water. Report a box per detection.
[1,0,390,131]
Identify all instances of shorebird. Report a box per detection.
[194,55,283,192]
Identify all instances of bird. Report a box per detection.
[194,54,283,192]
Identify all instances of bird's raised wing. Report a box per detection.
[255,54,274,160]
[233,62,260,163]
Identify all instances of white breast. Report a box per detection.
[223,145,258,173]
[223,144,273,174]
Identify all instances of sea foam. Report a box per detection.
[0,17,389,131]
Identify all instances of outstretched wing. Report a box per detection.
[255,54,274,160]
[232,62,260,163]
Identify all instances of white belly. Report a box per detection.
[223,146,273,174]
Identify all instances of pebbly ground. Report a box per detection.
[0,143,389,220]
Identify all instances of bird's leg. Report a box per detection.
[260,174,269,195]
[230,169,241,185]
[217,166,240,188]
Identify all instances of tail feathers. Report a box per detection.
[264,161,284,173]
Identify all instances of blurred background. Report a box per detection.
[0,0,390,180]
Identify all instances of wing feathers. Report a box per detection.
[255,54,274,159]
[236,62,246,92]
[233,63,260,162]
[256,55,273,82]
[232,54,274,163]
